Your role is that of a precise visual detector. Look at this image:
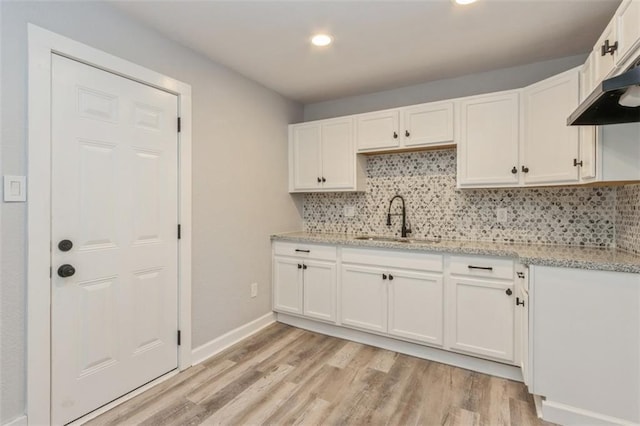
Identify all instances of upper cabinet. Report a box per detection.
[522,69,580,186]
[581,0,640,95]
[356,109,401,151]
[457,91,520,187]
[289,117,365,193]
[356,100,455,153]
[616,0,640,66]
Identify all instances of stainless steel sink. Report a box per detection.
[353,235,440,244]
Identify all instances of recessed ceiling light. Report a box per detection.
[455,0,477,4]
[311,34,333,47]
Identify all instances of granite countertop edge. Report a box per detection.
[271,232,640,274]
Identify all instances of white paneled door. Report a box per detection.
[51,54,179,424]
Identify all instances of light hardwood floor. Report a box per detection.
[87,322,551,426]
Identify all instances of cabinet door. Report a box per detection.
[448,277,515,363]
[321,118,354,190]
[356,110,400,151]
[616,0,640,66]
[291,123,321,190]
[402,101,454,147]
[458,92,520,187]
[340,264,387,333]
[387,270,444,346]
[579,53,596,102]
[273,256,303,315]
[579,126,598,182]
[522,69,580,185]
[594,21,617,83]
[303,260,337,323]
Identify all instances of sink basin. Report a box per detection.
[354,235,440,244]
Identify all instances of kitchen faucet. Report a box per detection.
[387,195,411,238]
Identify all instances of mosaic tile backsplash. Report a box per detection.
[616,184,640,254]
[303,149,618,247]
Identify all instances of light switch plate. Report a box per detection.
[4,175,26,202]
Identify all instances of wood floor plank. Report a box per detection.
[88,322,550,426]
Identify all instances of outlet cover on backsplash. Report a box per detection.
[303,149,619,248]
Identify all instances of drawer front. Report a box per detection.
[449,255,514,280]
[342,247,443,272]
[273,241,337,261]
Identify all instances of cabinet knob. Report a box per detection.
[388,274,394,280]
[303,264,307,270]
[382,274,388,280]
[505,288,513,296]
[601,39,618,56]
[317,177,321,183]
[298,264,302,269]
[511,166,518,174]
[521,165,529,173]
[405,130,410,137]
[321,177,326,183]
[393,132,398,139]
[516,297,525,307]
[573,158,583,167]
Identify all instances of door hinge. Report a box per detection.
[177,117,181,133]
[178,224,181,240]
[177,330,181,346]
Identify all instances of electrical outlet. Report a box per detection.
[250,282,258,298]
[344,205,356,218]
[497,208,507,223]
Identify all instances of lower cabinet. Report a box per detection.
[448,277,515,363]
[341,264,444,345]
[340,264,387,333]
[530,266,640,425]
[273,242,518,366]
[273,243,337,323]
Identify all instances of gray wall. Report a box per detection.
[0,2,303,423]
[304,54,587,121]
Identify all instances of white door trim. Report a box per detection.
[27,24,192,425]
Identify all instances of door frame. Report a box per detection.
[27,24,193,425]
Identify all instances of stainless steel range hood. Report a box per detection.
[568,65,640,126]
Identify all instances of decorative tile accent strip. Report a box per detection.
[616,183,640,254]
[303,149,617,247]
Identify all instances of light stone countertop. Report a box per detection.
[271,231,640,274]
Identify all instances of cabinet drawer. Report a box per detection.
[273,241,337,261]
[342,248,443,272]
[449,255,514,280]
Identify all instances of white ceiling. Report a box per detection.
[111,0,620,103]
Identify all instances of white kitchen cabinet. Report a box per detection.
[387,269,444,346]
[289,117,365,192]
[447,255,517,364]
[340,264,388,333]
[448,277,515,363]
[302,259,337,322]
[594,20,618,84]
[579,52,597,101]
[341,247,445,345]
[457,91,520,187]
[273,256,303,315]
[356,109,401,151]
[530,266,640,425]
[272,242,337,322]
[356,101,456,153]
[401,101,455,148]
[616,0,640,67]
[522,68,580,185]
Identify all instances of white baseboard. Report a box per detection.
[191,312,276,365]
[2,415,27,426]
[541,400,636,426]
[277,313,523,382]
